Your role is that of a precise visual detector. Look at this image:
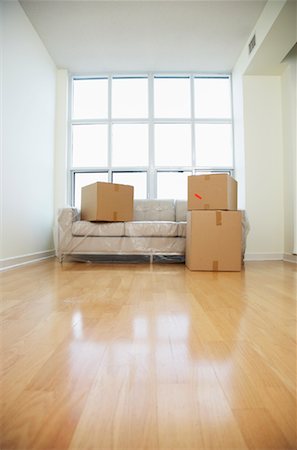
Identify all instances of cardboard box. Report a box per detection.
[188,174,237,211]
[81,182,134,222]
[186,210,242,271]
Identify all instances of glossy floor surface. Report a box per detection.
[0,259,296,449]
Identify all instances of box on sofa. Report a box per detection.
[81,181,134,222]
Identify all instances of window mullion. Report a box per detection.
[68,75,74,205]
[148,74,154,199]
[190,74,196,172]
[108,74,112,182]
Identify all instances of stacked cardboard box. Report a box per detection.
[186,174,242,271]
[81,182,134,222]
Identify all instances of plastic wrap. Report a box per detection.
[56,202,186,263]
[56,200,249,264]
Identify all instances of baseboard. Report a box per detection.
[283,253,297,263]
[244,253,284,261]
[0,250,55,271]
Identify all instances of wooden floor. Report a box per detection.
[0,259,296,450]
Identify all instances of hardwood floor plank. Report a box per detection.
[0,259,296,450]
[233,408,291,449]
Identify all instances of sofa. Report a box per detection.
[57,199,187,263]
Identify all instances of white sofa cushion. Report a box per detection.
[72,221,125,237]
[176,200,187,222]
[133,199,175,221]
[125,221,178,237]
[177,222,187,237]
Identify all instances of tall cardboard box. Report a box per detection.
[186,210,242,271]
[188,174,237,210]
[81,182,134,222]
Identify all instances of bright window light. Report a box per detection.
[112,124,148,167]
[112,172,147,199]
[72,124,108,168]
[195,124,233,167]
[73,78,108,119]
[154,77,191,118]
[112,77,148,118]
[194,78,231,119]
[157,172,191,199]
[154,124,192,166]
[70,74,234,204]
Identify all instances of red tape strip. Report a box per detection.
[194,193,202,199]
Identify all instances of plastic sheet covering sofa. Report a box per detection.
[56,199,188,263]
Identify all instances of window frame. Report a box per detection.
[68,73,233,205]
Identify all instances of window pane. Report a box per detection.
[154,77,191,118]
[195,124,233,167]
[74,172,108,208]
[154,124,191,166]
[157,172,191,199]
[112,124,148,167]
[72,124,108,167]
[112,172,147,199]
[194,78,231,119]
[73,79,108,119]
[112,78,148,118]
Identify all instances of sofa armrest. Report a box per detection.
[58,208,79,230]
[56,208,80,261]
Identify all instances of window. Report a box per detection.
[112,124,149,167]
[70,75,233,206]
[195,124,233,168]
[157,171,191,200]
[112,77,148,119]
[73,78,108,119]
[154,77,191,118]
[112,172,147,199]
[154,124,191,166]
[194,77,231,119]
[72,124,108,167]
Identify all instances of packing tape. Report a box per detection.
[212,260,219,271]
[114,184,120,192]
[204,175,210,181]
[113,212,118,221]
[204,204,210,209]
[216,211,222,226]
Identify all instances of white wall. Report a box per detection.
[232,0,287,215]
[232,71,246,210]
[243,76,284,258]
[1,1,56,267]
[0,3,4,264]
[233,0,296,261]
[54,69,68,213]
[281,51,297,256]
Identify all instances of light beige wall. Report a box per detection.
[232,0,288,212]
[232,71,246,210]
[243,75,284,258]
[233,0,296,260]
[281,53,297,256]
[1,1,56,261]
[0,2,4,261]
[54,69,68,212]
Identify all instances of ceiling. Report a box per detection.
[20,0,267,74]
